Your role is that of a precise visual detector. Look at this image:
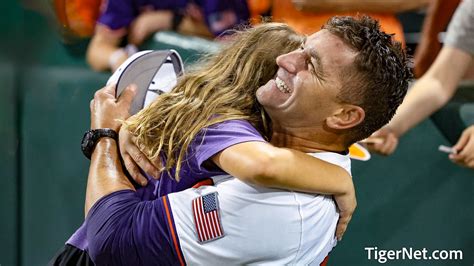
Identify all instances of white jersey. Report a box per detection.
[168,152,351,265]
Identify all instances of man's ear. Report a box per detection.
[326,105,365,130]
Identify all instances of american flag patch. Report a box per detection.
[192,192,224,243]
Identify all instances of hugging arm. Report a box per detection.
[213,141,352,195]
[121,130,356,240]
[86,188,180,265]
[84,84,138,215]
[213,141,355,240]
[84,84,184,265]
[120,126,354,196]
[85,138,179,264]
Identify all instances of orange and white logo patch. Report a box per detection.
[349,143,371,161]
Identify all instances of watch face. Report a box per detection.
[81,130,95,156]
[81,129,118,159]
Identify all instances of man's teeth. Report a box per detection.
[275,77,290,93]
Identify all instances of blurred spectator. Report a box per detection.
[247,0,272,23]
[270,0,431,45]
[87,0,250,72]
[369,0,474,169]
[52,0,102,39]
[414,0,461,78]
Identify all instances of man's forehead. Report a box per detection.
[305,30,356,65]
[305,29,343,48]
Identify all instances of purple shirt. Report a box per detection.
[86,190,179,265]
[98,0,249,36]
[67,119,265,252]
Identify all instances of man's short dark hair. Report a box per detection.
[323,16,412,144]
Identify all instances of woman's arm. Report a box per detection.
[119,120,355,240]
[119,128,355,240]
[120,125,353,195]
[212,141,352,195]
[213,141,356,241]
[120,125,353,196]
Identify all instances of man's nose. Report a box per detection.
[276,50,306,74]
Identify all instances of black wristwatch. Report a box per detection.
[81,128,118,159]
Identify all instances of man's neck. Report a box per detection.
[270,129,348,154]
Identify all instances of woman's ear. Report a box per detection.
[326,105,365,130]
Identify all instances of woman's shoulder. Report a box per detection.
[207,119,261,135]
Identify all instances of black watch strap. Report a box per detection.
[81,128,119,159]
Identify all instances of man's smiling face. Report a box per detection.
[256,29,358,129]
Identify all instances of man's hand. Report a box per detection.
[366,126,399,156]
[85,83,137,215]
[128,10,173,45]
[119,127,161,186]
[450,125,474,169]
[334,187,357,241]
[90,83,137,131]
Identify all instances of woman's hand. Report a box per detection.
[333,183,357,241]
[118,126,162,186]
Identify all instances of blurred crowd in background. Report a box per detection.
[50,0,466,74]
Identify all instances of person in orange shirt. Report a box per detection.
[413,0,461,78]
[248,0,431,45]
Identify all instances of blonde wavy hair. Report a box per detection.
[124,23,303,181]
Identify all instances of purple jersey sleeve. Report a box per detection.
[192,119,265,171]
[97,0,136,31]
[86,190,181,265]
[154,119,266,195]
